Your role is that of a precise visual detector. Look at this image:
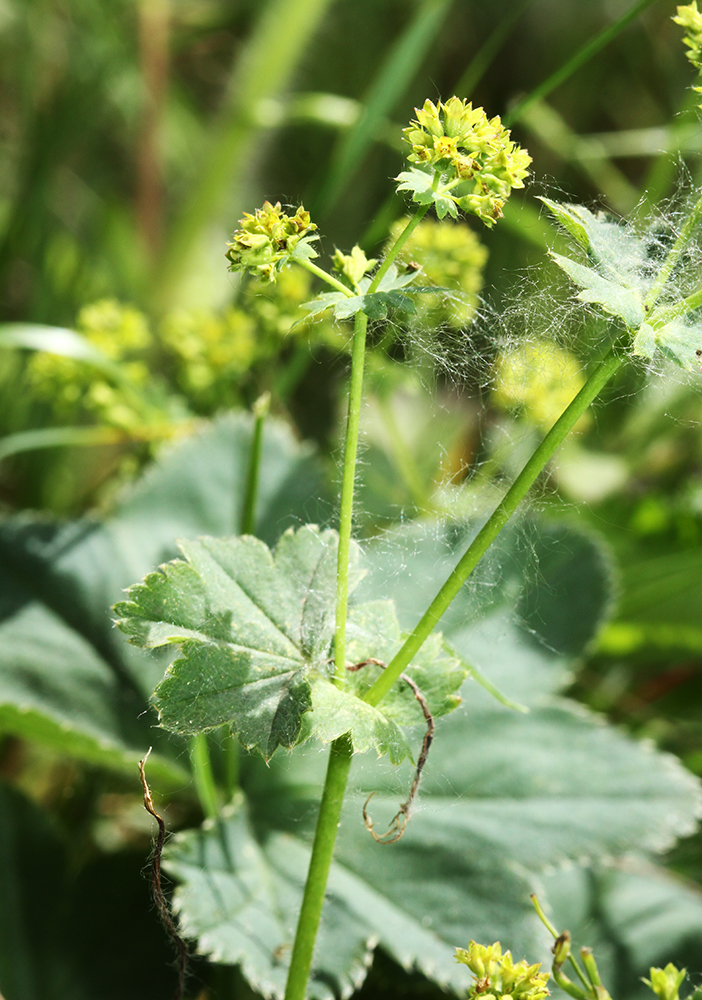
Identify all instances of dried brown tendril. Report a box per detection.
[139,748,189,1000]
[346,659,435,844]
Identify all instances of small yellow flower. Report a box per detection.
[674,3,702,72]
[399,97,531,225]
[225,202,318,281]
[643,964,688,1000]
[455,941,550,1000]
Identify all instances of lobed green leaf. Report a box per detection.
[115,526,468,760]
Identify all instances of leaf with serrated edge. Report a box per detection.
[542,199,648,283]
[551,252,645,328]
[115,526,467,760]
[163,516,701,1000]
[116,527,351,758]
[166,692,701,998]
[164,795,538,1000]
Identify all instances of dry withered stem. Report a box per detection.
[139,748,189,1000]
[347,659,435,843]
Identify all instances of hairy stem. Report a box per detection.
[369,203,430,291]
[188,733,220,819]
[240,391,270,535]
[364,345,624,707]
[334,310,369,681]
[284,206,430,1000]
[283,735,353,1000]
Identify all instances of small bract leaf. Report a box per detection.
[539,197,590,249]
[634,323,658,359]
[395,167,460,220]
[299,290,349,319]
[551,252,645,329]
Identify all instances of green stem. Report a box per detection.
[188,734,220,820]
[283,735,353,1000]
[224,731,240,799]
[284,205,426,1000]
[334,310,369,682]
[369,204,430,291]
[297,258,355,297]
[364,344,624,707]
[531,895,591,992]
[649,280,702,329]
[644,188,702,311]
[240,392,270,535]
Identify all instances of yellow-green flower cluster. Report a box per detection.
[492,341,588,431]
[643,965,688,1000]
[674,4,702,74]
[27,299,153,430]
[225,201,318,281]
[402,97,531,223]
[159,307,257,411]
[388,216,487,328]
[455,941,550,1000]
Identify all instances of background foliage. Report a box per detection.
[1,1,702,998]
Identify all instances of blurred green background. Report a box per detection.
[1,0,702,998]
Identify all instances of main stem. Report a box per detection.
[240,392,270,536]
[334,310,369,680]
[364,344,624,707]
[282,735,353,1000]
[284,303,368,1000]
[285,211,429,1000]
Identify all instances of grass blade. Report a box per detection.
[155,0,335,309]
[313,0,453,218]
[505,0,659,127]
[453,0,532,99]
[519,99,638,212]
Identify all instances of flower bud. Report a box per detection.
[552,932,571,969]
[643,964,688,1000]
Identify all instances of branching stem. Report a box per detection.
[285,207,428,1000]
[363,344,624,707]
[297,257,355,297]
[369,203,430,291]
